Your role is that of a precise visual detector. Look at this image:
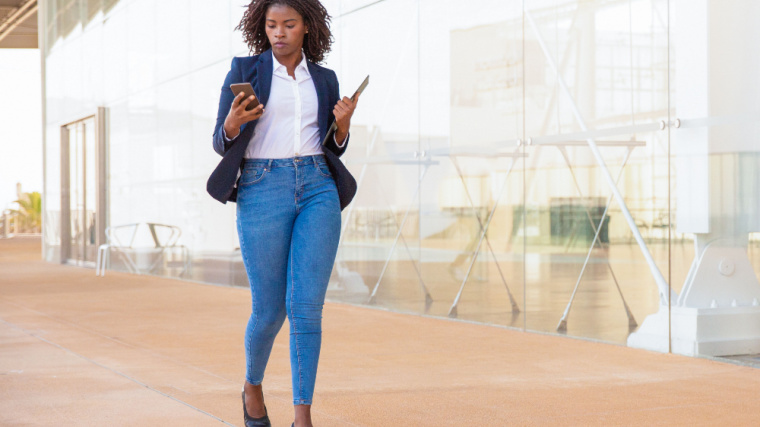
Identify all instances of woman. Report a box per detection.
[212,1,357,426]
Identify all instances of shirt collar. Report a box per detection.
[272,50,310,77]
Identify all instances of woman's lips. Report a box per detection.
[274,42,287,48]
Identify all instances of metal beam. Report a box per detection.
[0,0,36,45]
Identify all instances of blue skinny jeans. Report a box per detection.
[235,154,341,406]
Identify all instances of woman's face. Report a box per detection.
[265,4,308,58]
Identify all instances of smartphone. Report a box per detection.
[229,83,261,111]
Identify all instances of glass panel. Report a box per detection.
[84,117,97,262]
[85,0,101,25]
[416,0,524,327]
[325,0,422,312]
[44,0,118,52]
[523,0,669,346]
[58,0,80,38]
[669,0,760,358]
[45,0,58,54]
[68,122,84,262]
[102,0,120,14]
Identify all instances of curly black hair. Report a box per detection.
[236,0,333,64]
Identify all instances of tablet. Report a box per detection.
[322,75,370,146]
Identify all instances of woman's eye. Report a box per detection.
[287,25,295,29]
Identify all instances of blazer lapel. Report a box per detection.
[254,49,273,106]
[240,49,273,136]
[307,61,329,142]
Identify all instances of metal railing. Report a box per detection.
[1,209,42,239]
[1,210,19,238]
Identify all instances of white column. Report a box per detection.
[628,0,760,356]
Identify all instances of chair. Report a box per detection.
[96,222,190,277]
[144,223,190,276]
[96,223,141,276]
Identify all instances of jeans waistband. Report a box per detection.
[243,154,326,168]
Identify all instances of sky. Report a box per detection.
[0,49,42,212]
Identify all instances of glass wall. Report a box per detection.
[321,0,425,314]
[322,0,760,355]
[521,0,670,344]
[40,0,760,357]
[41,0,252,280]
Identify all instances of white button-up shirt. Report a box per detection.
[223,51,345,159]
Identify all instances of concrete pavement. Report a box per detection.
[2,236,759,426]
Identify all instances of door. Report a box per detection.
[60,109,107,266]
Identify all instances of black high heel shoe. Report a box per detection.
[242,391,271,427]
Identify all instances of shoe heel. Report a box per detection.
[242,390,271,427]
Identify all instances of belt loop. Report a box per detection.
[267,159,273,171]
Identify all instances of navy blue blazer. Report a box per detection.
[207,49,349,204]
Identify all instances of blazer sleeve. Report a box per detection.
[212,57,242,156]
[323,69,350,158]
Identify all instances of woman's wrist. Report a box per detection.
[224,118,241,139]
[334,125,349,145]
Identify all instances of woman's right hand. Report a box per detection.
[224,92,265,139]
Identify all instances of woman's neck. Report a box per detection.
[273,50,302,79]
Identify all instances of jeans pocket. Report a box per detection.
[240,166,268,186]
[316,162,332,178]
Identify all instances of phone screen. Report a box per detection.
[229,83,261,111]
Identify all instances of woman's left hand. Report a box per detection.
[333,95,359,143]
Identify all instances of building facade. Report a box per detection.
[40,0,760,357]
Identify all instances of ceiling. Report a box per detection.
[0,0,37,48]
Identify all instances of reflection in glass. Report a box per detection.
[44,0,121,50]
[324,0,423,314]
[38,0,760,359]
[519,0,670,344]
